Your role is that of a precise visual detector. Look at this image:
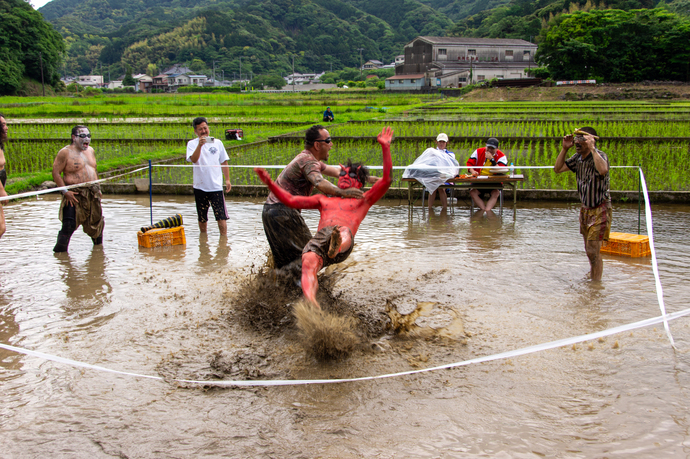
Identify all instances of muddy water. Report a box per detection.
[1,194,690,458]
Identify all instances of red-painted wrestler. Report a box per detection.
[255,126,393,309]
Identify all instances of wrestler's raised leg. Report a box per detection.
[301,251,324,309]
[54,204,77,252]
[338,227,352,253]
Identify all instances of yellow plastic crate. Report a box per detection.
[600,232,650,257]
[137,226,186,248]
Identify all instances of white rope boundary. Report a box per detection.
[0,308,686,387]
[0,164,640,203]
[0,164,681,387]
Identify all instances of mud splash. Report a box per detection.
[292,300,360,360]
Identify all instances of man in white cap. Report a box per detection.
[427,133,455,212]
[467,137,508,214]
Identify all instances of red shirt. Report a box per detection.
[467,147,507,175]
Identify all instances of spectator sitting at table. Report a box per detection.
[323,107,334,122]
[467,137,508,214]
[427,133,456,212]
[402,133,459,212]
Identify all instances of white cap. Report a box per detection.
[436,133,449,142]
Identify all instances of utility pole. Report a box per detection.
[357,48,364,76]
[39,52,45,96]
[213,61,219,86]
[292,55,295,92]
[239,57,242,91]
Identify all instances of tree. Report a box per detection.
[123,65,136,86]
[0,0,65,95]
[536,8,690,82]
[146,63,158,76]
[250,73,286,89]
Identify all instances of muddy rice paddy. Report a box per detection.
[1,194,690,457]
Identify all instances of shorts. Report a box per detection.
[193,188,228,223]
[580,201,612,242]
[262,202,312,269]
[303,225,354,268]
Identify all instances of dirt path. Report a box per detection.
[461,82,690,102]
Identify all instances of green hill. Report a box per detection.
[35,0,690,83]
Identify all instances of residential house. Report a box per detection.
[169,73,190,91]
[188,75,208,86]
[384,74,426,91]
[135,75,153,93]
[77,75,104,88]
[163,64,192,75]
[394,36,538,88]
[362,60,383,70]
[152,74,169,92]
[284,72,325,85]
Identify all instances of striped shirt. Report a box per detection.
[565,148,610,208]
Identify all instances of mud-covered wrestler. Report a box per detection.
[261,125,379,277]
[255,126,393,309]
[52,125,104,252]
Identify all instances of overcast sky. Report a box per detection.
[31,0,53,10]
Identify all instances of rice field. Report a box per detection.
[2,93,689,193]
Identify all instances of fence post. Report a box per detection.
[638,165,641,235]
[149,160,153,226]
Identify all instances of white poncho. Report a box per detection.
[402,148,460,193]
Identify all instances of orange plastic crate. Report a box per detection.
[600,232,650,257]
[137,226,186,248]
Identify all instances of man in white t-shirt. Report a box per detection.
[186,117,232,235]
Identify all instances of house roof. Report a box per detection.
[407,36,537,48]
[386,74,425,80]
[163,64,192,74]
[366,60,383,64]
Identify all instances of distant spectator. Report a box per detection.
[323,107,334,122]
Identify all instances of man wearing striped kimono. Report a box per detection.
[554,127,611,281]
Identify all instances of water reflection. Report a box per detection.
[0,293,20,371]
[54,247,112,316]
[197,233,231,272]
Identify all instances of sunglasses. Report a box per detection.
[75,133,92,138]
[314,137,332,144]
[339,169,358,179]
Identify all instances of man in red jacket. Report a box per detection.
[467,137,508,213]
[255,127,393,309]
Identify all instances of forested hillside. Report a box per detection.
[40,0,454,79]
[1,0,688,95]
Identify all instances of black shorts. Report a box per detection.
[262,202,312,269]
[193,188,228,223]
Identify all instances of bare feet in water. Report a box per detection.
[328,226,341,258]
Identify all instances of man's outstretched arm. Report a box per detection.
[365,127,393,203]
[254,168,322,210]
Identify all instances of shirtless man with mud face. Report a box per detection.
[52,125,105,252]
